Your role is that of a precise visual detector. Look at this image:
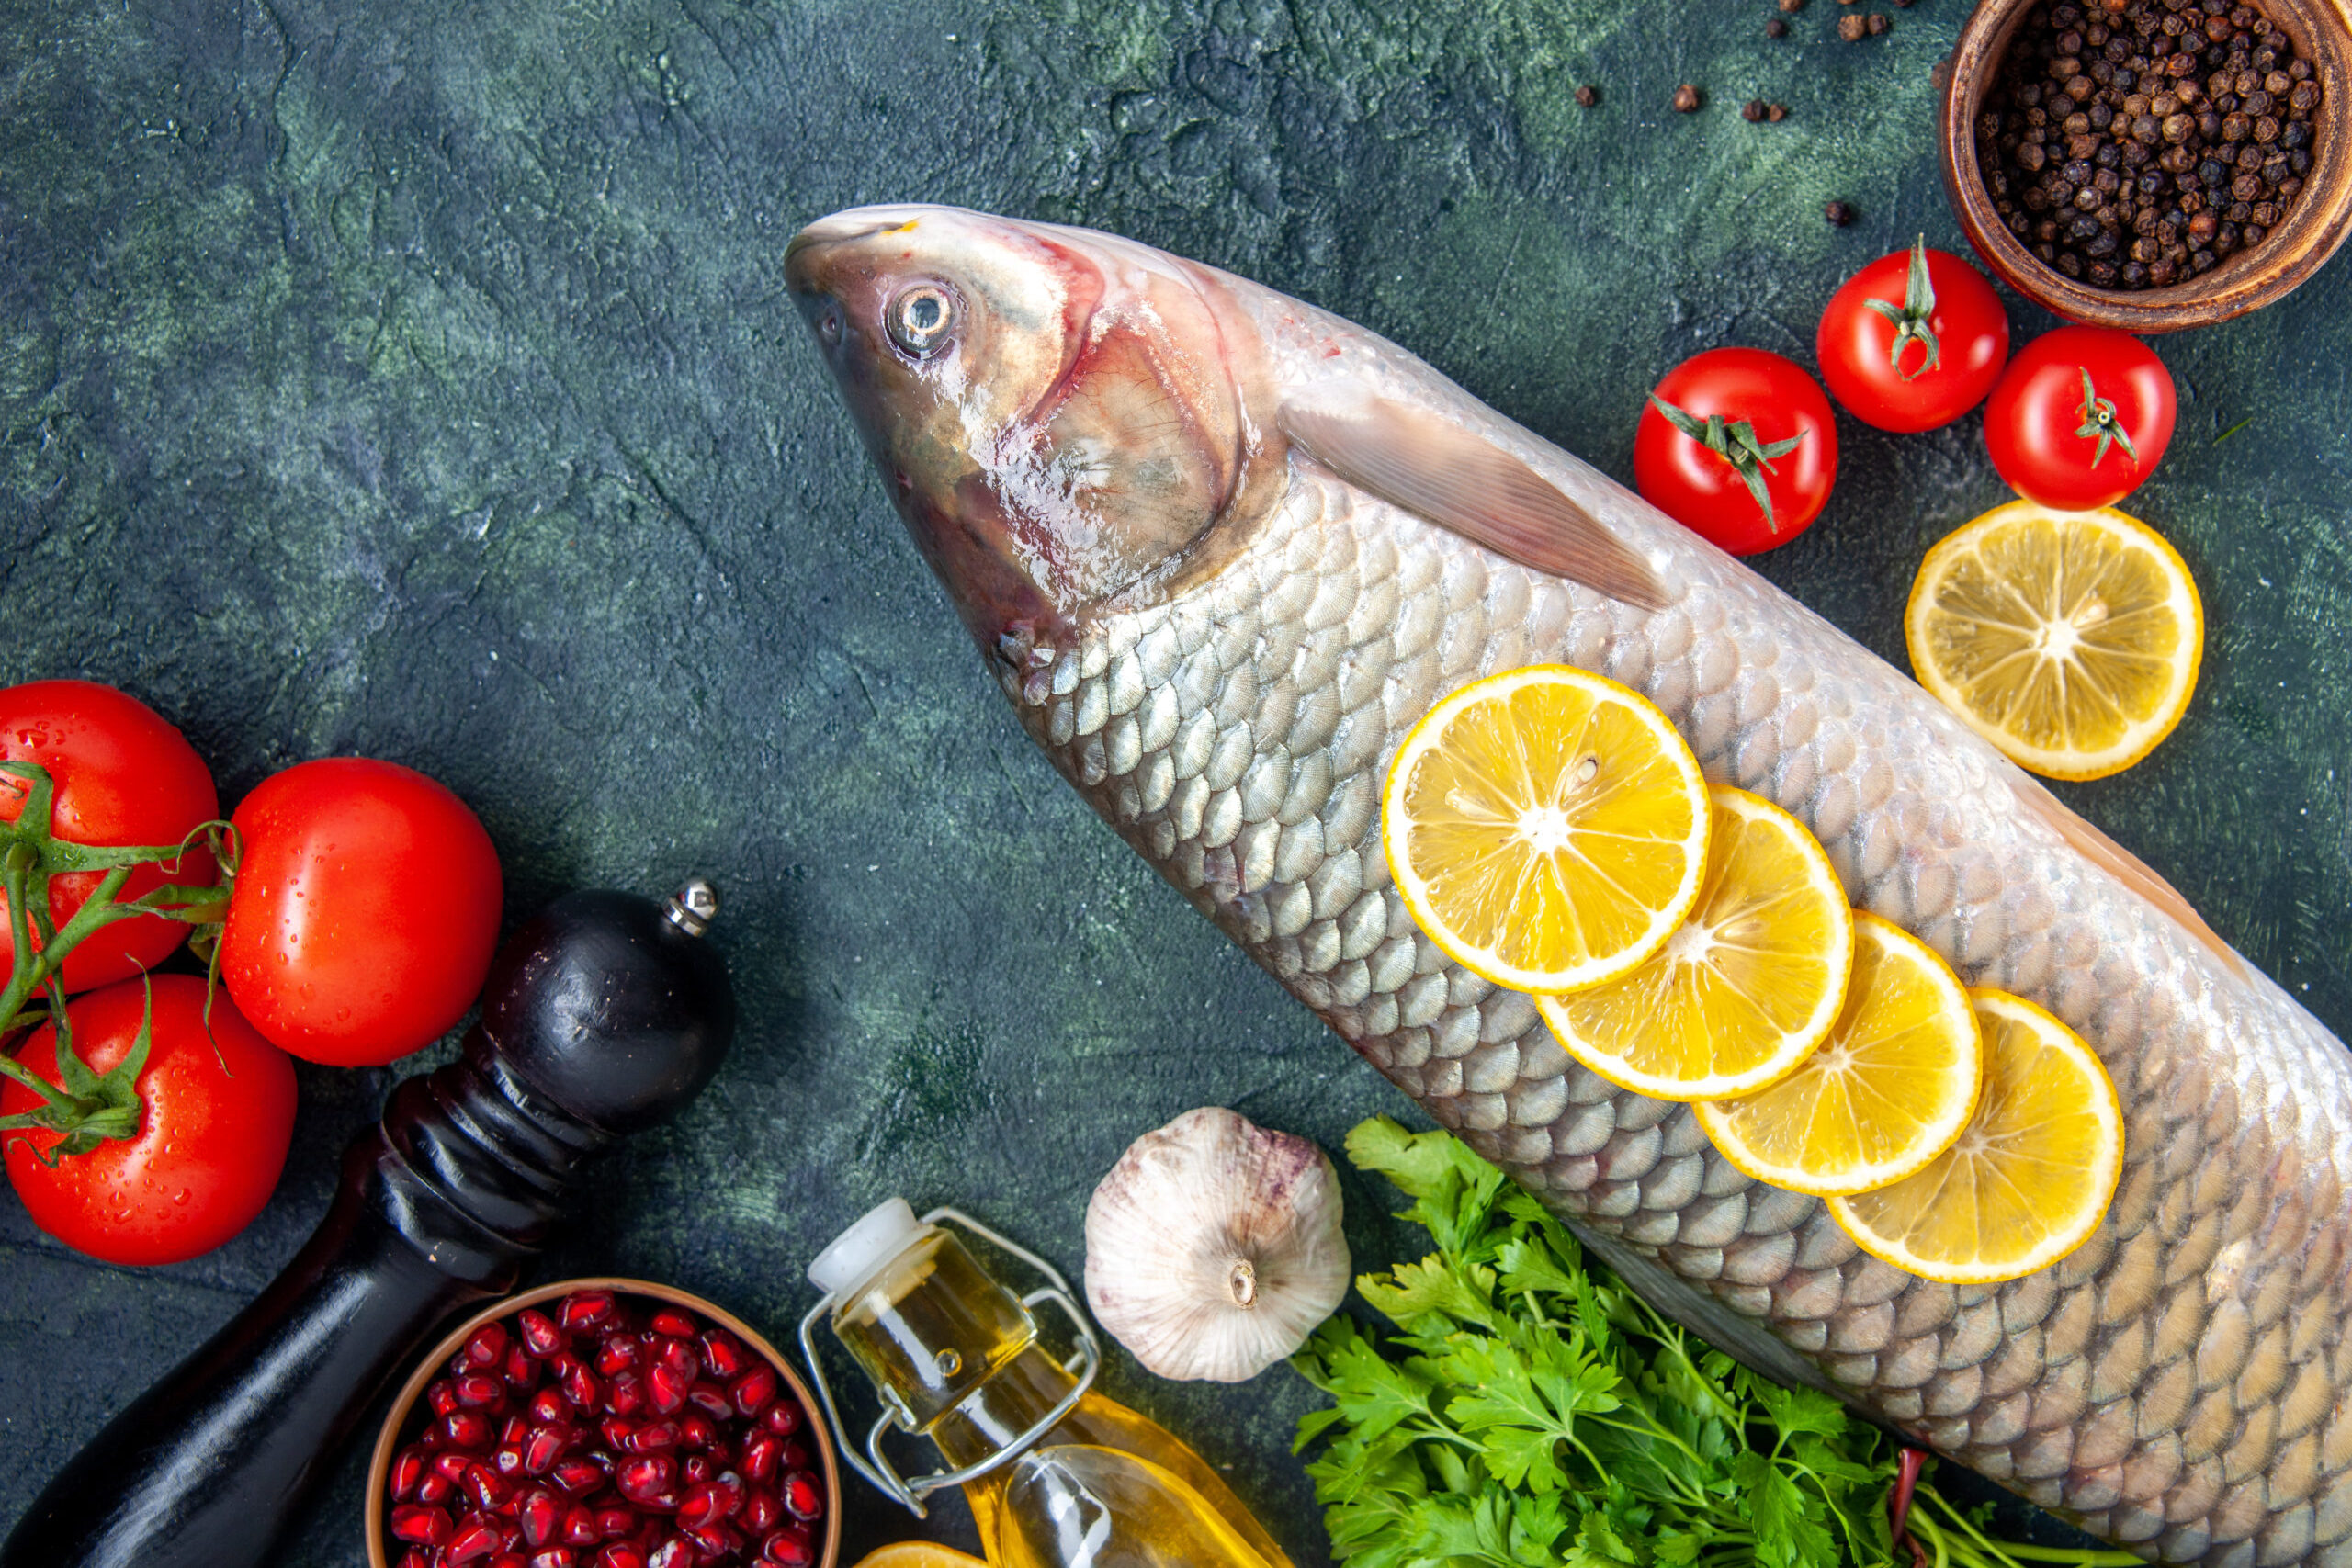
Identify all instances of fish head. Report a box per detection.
[786,204,1276,661]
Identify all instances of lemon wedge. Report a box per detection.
[1905,500,2202,781]
[1694,912,1980,1197]
[1383,665,1711,993]
[852,1547,989,1568]
[1536,785,1853,1100]
[1830,989,2122,1284]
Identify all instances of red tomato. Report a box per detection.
[1983,326,2175,511]
[1816,241,2010,433]
[220,758,503,1066]
[4,976,295,1265]
[0,681,218,992]
[1634,348,1839,555]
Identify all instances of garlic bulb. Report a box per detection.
[1083,1106,1350,1382]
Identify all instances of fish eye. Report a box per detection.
[888,284,956,357]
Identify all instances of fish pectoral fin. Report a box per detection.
[1279,391,1668,611]
[2009,775,2247,978]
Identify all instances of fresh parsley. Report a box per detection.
[1292,1118,2138,1568]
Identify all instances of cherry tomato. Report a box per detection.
[4,976,295,1265]
[220,758,503,1066]
[1816,240,2010,433]
[1634,348,1839,555]
[1983,326,2175,511]
[0,681,217,993]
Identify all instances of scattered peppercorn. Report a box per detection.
[1575,84,1600,107]
[1826,200,1857,224]
[1868,11,1892,31]
[1766,17,1789,36]
[1780,0,1804,12]
[1839,13,1870,39]
[1770,102,1791,121]
[1975,0,2323,289]
[1743,99,1768,120]
[1673,84,1702,112]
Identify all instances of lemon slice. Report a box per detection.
[1831,990,2122,1283]
[1694,912,1980,1196]
[1383,665,1710,993]
[852,1548,989,1568]
[1905,500,2202,781]
[1536,786,1853,1100]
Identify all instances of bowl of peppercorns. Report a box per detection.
[1940,0,2352,330]
[366,1279,842,1568]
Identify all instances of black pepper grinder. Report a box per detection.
[0,879,737,1568]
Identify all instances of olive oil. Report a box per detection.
[812,1203,1292,1568]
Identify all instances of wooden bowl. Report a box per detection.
[1939,0,2352,331]
[366,1278,842,1568]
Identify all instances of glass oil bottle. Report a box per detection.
[798,1201,1293,1568]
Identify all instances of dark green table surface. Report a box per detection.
[3,0,2348,1562]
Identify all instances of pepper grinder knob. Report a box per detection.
[0,879,740,1568]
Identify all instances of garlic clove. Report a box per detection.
[1083,1106,1350,1383]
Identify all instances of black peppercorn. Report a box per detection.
[1576,85,1599,107]
[1825,200,1856,225]
[1766,17,1788,36]
[1672,83,1701,112]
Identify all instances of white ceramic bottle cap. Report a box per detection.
[807,1196,924,1299]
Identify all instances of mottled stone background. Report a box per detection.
[2,0,2347,1561]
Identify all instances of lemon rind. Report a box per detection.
[1535,785,1856,1102]
[1382,665,1712,995]
[1826,988,2123,1285]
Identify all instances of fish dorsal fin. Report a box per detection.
[2009,776,2245,977]
[1280,391,1668,611]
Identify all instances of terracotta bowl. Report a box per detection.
[367,1277,843,1568]
[1939,0,2352,331]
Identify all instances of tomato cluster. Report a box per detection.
[0,680,504,1265]
[1634,240,2177,553]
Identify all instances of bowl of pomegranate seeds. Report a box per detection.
[367,1279,841,1568]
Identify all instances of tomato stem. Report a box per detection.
[2074,369,2141,468]
[1649,394,1807,533]
[1862,236,1942,382]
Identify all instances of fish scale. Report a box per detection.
[786,206,2352,1566]
[1003,453,2349,1567]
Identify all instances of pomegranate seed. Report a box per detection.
[741,1488,778,1534]
[646,1364,689,1416]
[492,1558,528,1568]
[616,1455,679,1509]
[399,1551,434,1568]
[625,1419,682,1454]
[527,1551,578,1568]
[649,1309,697,1339]
[560,1292,617,1332]
[392,1445,430,1500]
[739,1434,780,1484]
[505,1347,543,1390]
[447,1412,494,1450]
[729,1367,777,1418]
[759,1401,801,1437]
[430,1382,464,1419]
[524,1425,571,1475]
[517,1488,562,1549]
[657,1339,700,1380]
[762,1525,816,1567]
[532,1388,572,1426]
[492,1445,526,1478]
[647,1540,694,1568]
[467,1322,512,1368]
[560,1504,603,1546]
[684,1382,731,1421]
[552,1458,606,1496]
[447,1514,504,1564]
[390,1504,456,1546]
[697,1332,747,1381]
[519,1309,567,1358]
[458,1373,507,1409]
[596,1506,638,1539]
[596,1548,649,1568]
[780,1472,822,1522]
[605,1371,646,1417]
[777,1441,808,1472]
[502,1416,533,1448]
[681,1456,712,1488]
[682,1520,740,1558]
[563,1361,602,1411]
[678,1472,744,1530]
[436,1451,479,1483]
[677,1416,718,1453]
[595,1336,639,1376]
[468,1463,514,1512]
[418,1472,457,1506]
